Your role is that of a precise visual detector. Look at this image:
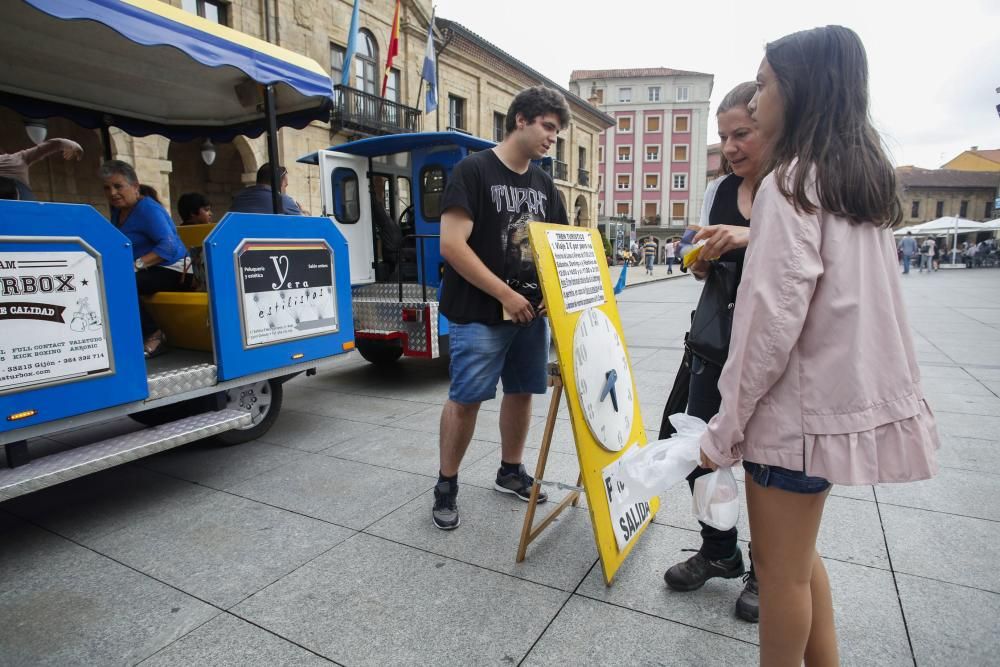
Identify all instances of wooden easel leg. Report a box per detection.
[516,381,582,563]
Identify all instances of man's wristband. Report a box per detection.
[135,258,146,270]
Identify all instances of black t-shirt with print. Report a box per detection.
[439,149,568,324]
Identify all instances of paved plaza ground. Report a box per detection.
[1,268,998,665]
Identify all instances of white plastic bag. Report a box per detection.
[615,413,706,506]
[692,467,740,530]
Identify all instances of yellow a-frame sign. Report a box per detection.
[526,222,657,584]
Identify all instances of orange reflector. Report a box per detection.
[343,340,356,351]
[7,409,37,422]
[291,353,305,360]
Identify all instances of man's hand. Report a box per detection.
[689,259,710,280]
[693,225,749,262]
[59,140,83,161]
[500,288,534,324]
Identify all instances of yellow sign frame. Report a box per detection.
[528,223,657,584]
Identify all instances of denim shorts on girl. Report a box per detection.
[448,317,550,404]
[743,461,831,495]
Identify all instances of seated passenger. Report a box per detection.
[230,163,305,215]
[178,192,214,225]
[0,138,83,200]
[100,160,189,359]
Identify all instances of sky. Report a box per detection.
[433,0,1000,169]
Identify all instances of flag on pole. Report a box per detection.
[341,0,362,89]
[381,0,401,97]
[613,262,628,295]
[421,7,438,112]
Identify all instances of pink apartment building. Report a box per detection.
[569,67,713,247]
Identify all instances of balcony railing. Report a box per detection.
[554,159,568,181]
[578,169,590,186]
[331,85,421,136]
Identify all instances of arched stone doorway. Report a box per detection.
[573,194,590,227]
[167,138,249,225]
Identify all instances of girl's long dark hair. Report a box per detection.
[762,25,901,227]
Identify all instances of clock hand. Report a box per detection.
[600,369,620,412]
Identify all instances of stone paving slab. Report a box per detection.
[522,594,758,665]
[320,424,495,478]
[389,402,545,445]
[228,454,431,531]
[896,573,1000,667]
[83,489,355,608]
[139,613,332,666]
[875,466,1000,522]
[282,384,428,426]
[366,484,598,591]
[233,533,569,666]
[259,408,378,453]
[0,522,218,666]
[880,503,1000,594]
[140,439,310,491]
[935,433,1000,473]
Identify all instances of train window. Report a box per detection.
[331,167,360,223]
[420,166,446,222]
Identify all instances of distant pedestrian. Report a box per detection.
[664,237,676,274]
[898,231,917,274]
[919,236,935,272]
[643,237,657,275]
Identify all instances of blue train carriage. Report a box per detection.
[0,0,353,500]
[299,133,552,365]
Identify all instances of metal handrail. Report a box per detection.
[396,234,440,303]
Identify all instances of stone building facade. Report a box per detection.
[8,0,609,229]
[896,167,999,226]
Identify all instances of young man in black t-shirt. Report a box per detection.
[433,86,570,530]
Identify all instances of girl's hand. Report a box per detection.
[693,225,749,261]
[699,448,719,471]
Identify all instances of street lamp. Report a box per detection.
[24,119,47,144]
[200,139,216,166]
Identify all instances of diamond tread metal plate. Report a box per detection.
[146,363,218,401]
[0,409,251,501]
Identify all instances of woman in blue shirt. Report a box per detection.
[100,160,189,358]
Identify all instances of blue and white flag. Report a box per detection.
[341,0,362,89]
[421,7,437,112]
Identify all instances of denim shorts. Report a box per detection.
[743,461,831,495]
[448,318,550,404]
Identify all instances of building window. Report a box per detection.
[385,68,400,103]
[617,146,632,162]
[598,201,604,215]
[672,173,688,190]
[354,30,379,94]
[556,138,566,161]
[673,144,689,162]
[598,175,604,191]
[594,88,604,104]
[676,86,689,102]
[644,202,659,222]
[616,174,631,191]
[671,201,687,222]
[578,146,587,169]
[182,0,227,24]
[935,201,944,217]
[987,201,994,218]
[598,146,604,162]
[648,86,661,102]
[448,95,466,130]
[330,43,346,83]
[617,116,632,133]
[910,201,920,218]
[493,112,506,143]
[616,202,631,216]
[959,200,969,218]
[645,145,660,162]
[644,174,659,190]
[646,115,661,133]
[673,115,690,133]
[619,87,632,103]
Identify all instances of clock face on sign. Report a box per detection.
[573,307,634,451]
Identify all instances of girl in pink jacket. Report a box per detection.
[698,26,939,666]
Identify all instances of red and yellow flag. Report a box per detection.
[380,0,401,97]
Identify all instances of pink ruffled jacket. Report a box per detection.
[700,169,939,485]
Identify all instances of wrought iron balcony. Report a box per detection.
[578,169,590,187]
[331,85,421,136]
[554,159,568,181]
